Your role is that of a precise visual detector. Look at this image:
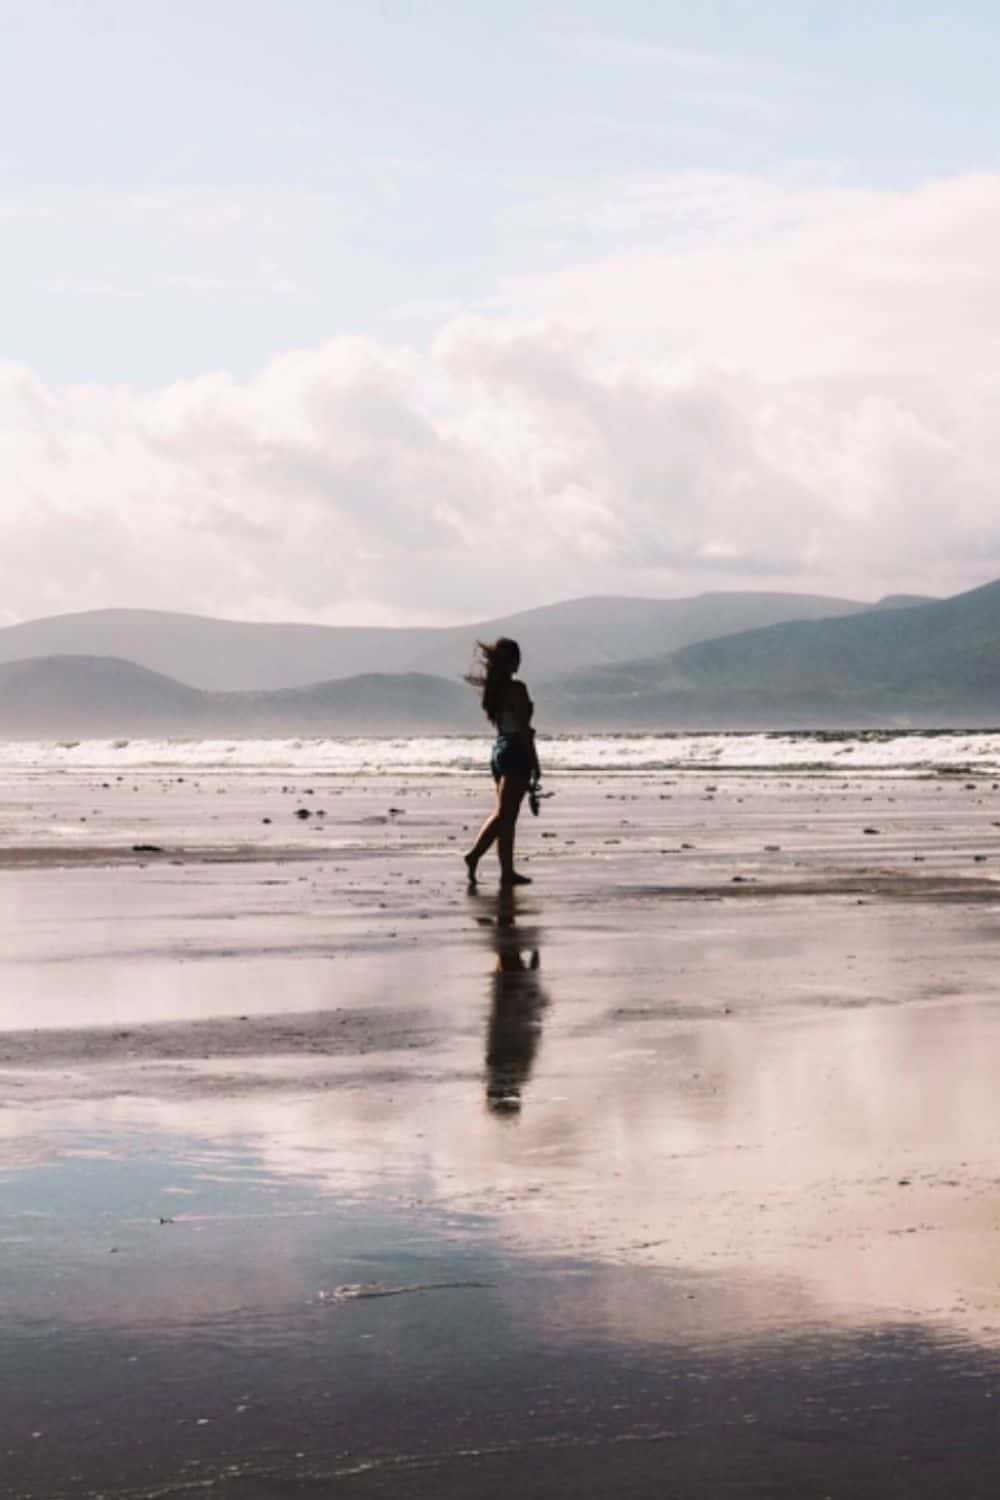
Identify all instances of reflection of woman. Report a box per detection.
[484,896,548,1115]
[464,638,540,887]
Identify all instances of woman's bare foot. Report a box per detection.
[500,870,532,886]
[464,853,478,884]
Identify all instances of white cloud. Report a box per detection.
[4,170,1000,625]
[507,171,1000,380]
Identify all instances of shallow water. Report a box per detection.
[6,1128,1000,1498]
[6,771,1000,1494]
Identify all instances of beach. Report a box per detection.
[5,747,1000,1496]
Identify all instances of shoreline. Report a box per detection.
[6,768,1000,1494]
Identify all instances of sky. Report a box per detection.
[3,0,1000,626]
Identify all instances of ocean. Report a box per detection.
[3,730,1000,776]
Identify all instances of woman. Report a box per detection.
[464,637,540,887]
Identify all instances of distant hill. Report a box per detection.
[0,592,877,692]
[871,594,934,611]
[4,582,997,736]
[410,591,874,682]
[0,657,203,735]
[234,673,476,733]
[0,657,477,737]
[544,581,1000,727]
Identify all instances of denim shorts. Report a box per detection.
[491,734,534,783]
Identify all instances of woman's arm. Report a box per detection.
[508,681,534,732]
[511,681,541,780]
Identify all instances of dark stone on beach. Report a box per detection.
[132,843,164,853]
[863,827,880,835]
[261,817,271,824]
[294,808,311,819]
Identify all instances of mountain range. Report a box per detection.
[0,592,896,691]
[5,583,1000,735]
[0,656,472,736]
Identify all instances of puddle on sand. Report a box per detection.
[4,1130,1000,1500]
[8,778,1000,1495]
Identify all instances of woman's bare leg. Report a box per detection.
[465,776,530,884]
[497,777,529,884]
[465,786,503,882]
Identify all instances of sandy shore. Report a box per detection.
[5,766,1000,1496]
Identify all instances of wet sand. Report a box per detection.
[4,766,1000,1496]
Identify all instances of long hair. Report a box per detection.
[465,638,521,727]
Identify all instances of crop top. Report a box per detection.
[497,682,533,736]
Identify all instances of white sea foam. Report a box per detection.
[3,731,1000,776]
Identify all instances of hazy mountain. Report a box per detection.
[869,593,934,611]
[3,582,994,737]
[0,657,203,735]
[0,592,877,691]
[234,673,476,733]
[0,611,427,693]
[544,580,1000,727]
[0,656,476,738]
[411,592,874,680]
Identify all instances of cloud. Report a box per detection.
[3,170,1000,625]
[506,171,1000,380]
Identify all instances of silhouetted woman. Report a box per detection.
[464,638,540,886]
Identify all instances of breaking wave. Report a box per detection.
[4,729,1000,776]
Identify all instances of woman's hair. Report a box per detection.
[465,637,521,726]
